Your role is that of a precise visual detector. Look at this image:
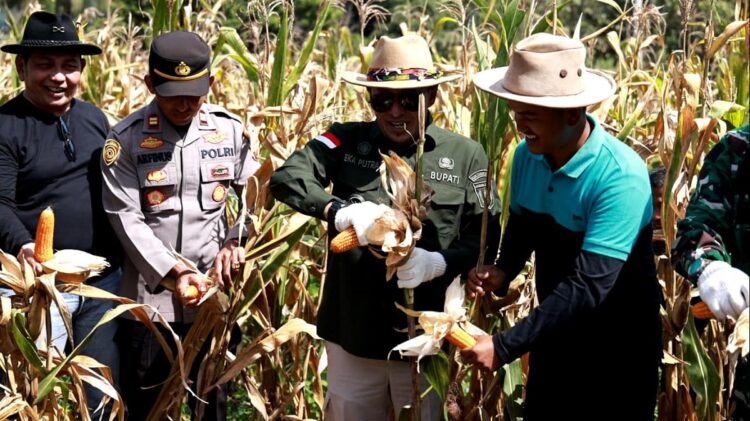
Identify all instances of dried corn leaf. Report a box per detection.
[707,20,748,59]
[212,318,319,388]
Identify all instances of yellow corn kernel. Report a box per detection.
[446,325,476,349]
[331,227,359,253]
[34,207,55,263]
[691,301,714,320]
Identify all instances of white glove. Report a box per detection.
[697,261,749,321]
[334,201,389,246]
[397,248,447,289]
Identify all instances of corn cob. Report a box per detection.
[184,285,201,300]
[445,325,476,349]
[331,227,359,253]
[691,301,715,320]
[34,207,55,263]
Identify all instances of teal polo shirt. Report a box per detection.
[492,115,661,367]
[509,115,652,261]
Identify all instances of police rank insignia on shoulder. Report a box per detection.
[140,136,165,149]
[204,131,227,144]
[147,114,159,128]
[103,139,121,166]
[212,184,227,202]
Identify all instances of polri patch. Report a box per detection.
[212,184,227,202]
[102,139,121,166]
[146,189,165,206]
[140,136,164,149]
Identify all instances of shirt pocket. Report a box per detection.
[200,160,235,210]
[426,184,465,247]
[333,171,385,204]
[137,164,178,213]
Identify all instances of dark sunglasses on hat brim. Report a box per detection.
[369,89,428,113]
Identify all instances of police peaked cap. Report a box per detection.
[149,31,211,97]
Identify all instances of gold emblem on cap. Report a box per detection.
[175,61,191,76]
[103,139,121,166]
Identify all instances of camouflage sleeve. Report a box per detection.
[672,130,744,283]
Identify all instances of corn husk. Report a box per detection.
[40,249,109,284]
[373,151,433,279]
[391,277,485,365]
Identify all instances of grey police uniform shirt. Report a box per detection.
[101,100,258,322]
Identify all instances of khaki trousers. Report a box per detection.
[324,341,441,421]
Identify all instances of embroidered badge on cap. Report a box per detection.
[175,61,191,76]
[148,114,159,128]
[204,131,227,144]
[146,169,167,183]
[140,136,164,149]
[146,189,166,206]
[438,157,455,170]
[211,165,229,178]
[102,139,121,166]
[212,184,227,202]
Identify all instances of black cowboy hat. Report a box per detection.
[1,11,101,55]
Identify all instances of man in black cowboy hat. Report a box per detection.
[0,10,122,417]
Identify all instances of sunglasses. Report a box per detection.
[57,117,76,162]
[369,90,425,113]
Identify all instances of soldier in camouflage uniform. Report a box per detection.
[270,34,500,420]
[673,124,750,421]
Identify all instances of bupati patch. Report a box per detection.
[438,157,455,170]
[140,136,164,149]
[211,165,230,178]
[102,139,121,166]
[204,131,227,144]
[146,169,167,183]
[146,189,166,205]
[212,184,227,202]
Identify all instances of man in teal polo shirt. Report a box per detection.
[464,33,662,420]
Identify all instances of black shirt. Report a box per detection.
[0,94,121,267]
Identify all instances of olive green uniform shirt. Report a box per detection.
[270,120,500,359]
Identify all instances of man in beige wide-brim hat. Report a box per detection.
[271,34,500,421]
[463,33,662,420]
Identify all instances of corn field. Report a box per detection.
[0,0,748,419]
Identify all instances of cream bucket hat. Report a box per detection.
[342,34,462,89]
[472,33,616,108]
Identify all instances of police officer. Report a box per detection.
[270,34,500,420]
[101,31,257,420]
[0,11,122,418]
[466,33,662,420]
[673,124,750,420]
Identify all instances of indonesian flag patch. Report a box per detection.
[314,131,341,149]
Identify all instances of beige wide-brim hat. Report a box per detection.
[472,33,616,108]
[342,34,462,89]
